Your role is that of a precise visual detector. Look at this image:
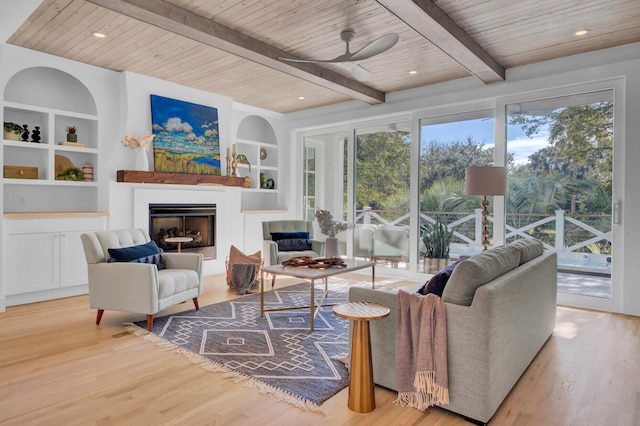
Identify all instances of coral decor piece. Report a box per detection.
[314,208,350,238]
[120,132,154,151]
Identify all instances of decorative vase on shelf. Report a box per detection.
[325,237,339,258]
[134,149,149,171]
[82,162,93,182]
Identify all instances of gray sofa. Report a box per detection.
[349,239,557,425]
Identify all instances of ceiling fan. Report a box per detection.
[279,30,399,81]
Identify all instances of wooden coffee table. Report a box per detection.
[333,301,390,413]
[260,258,375,331]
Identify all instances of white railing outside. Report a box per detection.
[355,207,612,273]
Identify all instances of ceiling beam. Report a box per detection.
[86,0,385,104]
[376,0,505,84]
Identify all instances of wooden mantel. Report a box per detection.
[116,170,250,187]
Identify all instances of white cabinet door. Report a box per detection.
[60,231,88,287]
[7,233,60,295]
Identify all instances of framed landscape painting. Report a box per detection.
[150,94,221,175]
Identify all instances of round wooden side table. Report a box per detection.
[333,301,390,413]
[164,236,193,253]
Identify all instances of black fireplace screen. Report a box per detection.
[148,204,216,259]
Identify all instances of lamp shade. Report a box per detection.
[464,166,507,196]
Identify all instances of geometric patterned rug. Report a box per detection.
[127,280,362,413]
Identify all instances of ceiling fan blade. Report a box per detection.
[349,33,399,62]
[340,62,373,81]
[279,31,398,67]
[279,53,351,64]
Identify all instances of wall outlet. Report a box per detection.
[17,195,25,207]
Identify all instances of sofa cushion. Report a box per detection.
[158,268,199,298]
[108,240,166,270]
[276,238,312,252]
[509,239,544,264]
[270,231,310,241]
[417,260,460,297]
[442,245,521,306]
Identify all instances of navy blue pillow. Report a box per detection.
[277,238,312,252]
[271,232,310,241]
[417,260,460,296]
[108,240,166,270]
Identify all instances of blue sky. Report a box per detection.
[420,118,549,165]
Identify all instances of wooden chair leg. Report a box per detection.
[193,297,200,311]
[146,314,153,331]
[96,309,104,325]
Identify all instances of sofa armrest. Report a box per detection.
[263,240,278,266]
[87,262,159,313]
[311,239,325,256]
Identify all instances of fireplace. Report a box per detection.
[149,204,216,260]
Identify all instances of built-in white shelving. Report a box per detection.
[2,68,100,212]
[236,115,280,211]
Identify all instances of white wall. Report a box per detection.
[283,42,640,316]
[0,43,286,305]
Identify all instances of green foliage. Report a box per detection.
[420,220,453,259]
[419,138,497,188]
[56,167,83,181]
[419,178,473,213]
[355,130,411,209]
[3,122,22,135]
[510,102,613,212]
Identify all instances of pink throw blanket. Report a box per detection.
[395,290,449,410]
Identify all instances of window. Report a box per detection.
[418,110,495,270]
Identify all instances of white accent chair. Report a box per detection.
[353,224,410,262]
[262,220,325,266]
[81,229,204,331]
[372,225,410,262]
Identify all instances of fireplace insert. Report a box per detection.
[148,204,216,259]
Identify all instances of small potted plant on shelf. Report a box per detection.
[56,167,83,181]
[66,126,77,142]
[420,220,453,274]
[3,122,23,141]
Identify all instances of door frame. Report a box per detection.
[495,77,625,313]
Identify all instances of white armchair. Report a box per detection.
[372,225,410,261]
[81,229,204,331]
[262,220,325,266]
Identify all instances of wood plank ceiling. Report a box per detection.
[7,0,640,114]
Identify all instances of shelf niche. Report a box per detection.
[3,67,99,213]
[235,115,280,211]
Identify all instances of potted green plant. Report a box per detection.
[66,126,77,142]
[420,220,453,273]
[56,167,83,181]
[4,122,23,141]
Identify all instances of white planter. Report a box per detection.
[134,149,149,171]
[325,237,339,258]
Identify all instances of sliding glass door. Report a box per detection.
[418,110,495,271]
[353,122,411,269]
[506,90,614,300]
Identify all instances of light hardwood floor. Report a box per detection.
[1,274,638,426]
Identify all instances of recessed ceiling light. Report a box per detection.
[574,29,590,36]
[92,32,106,38]
[408,70,418,75]
[298,96,305,100]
